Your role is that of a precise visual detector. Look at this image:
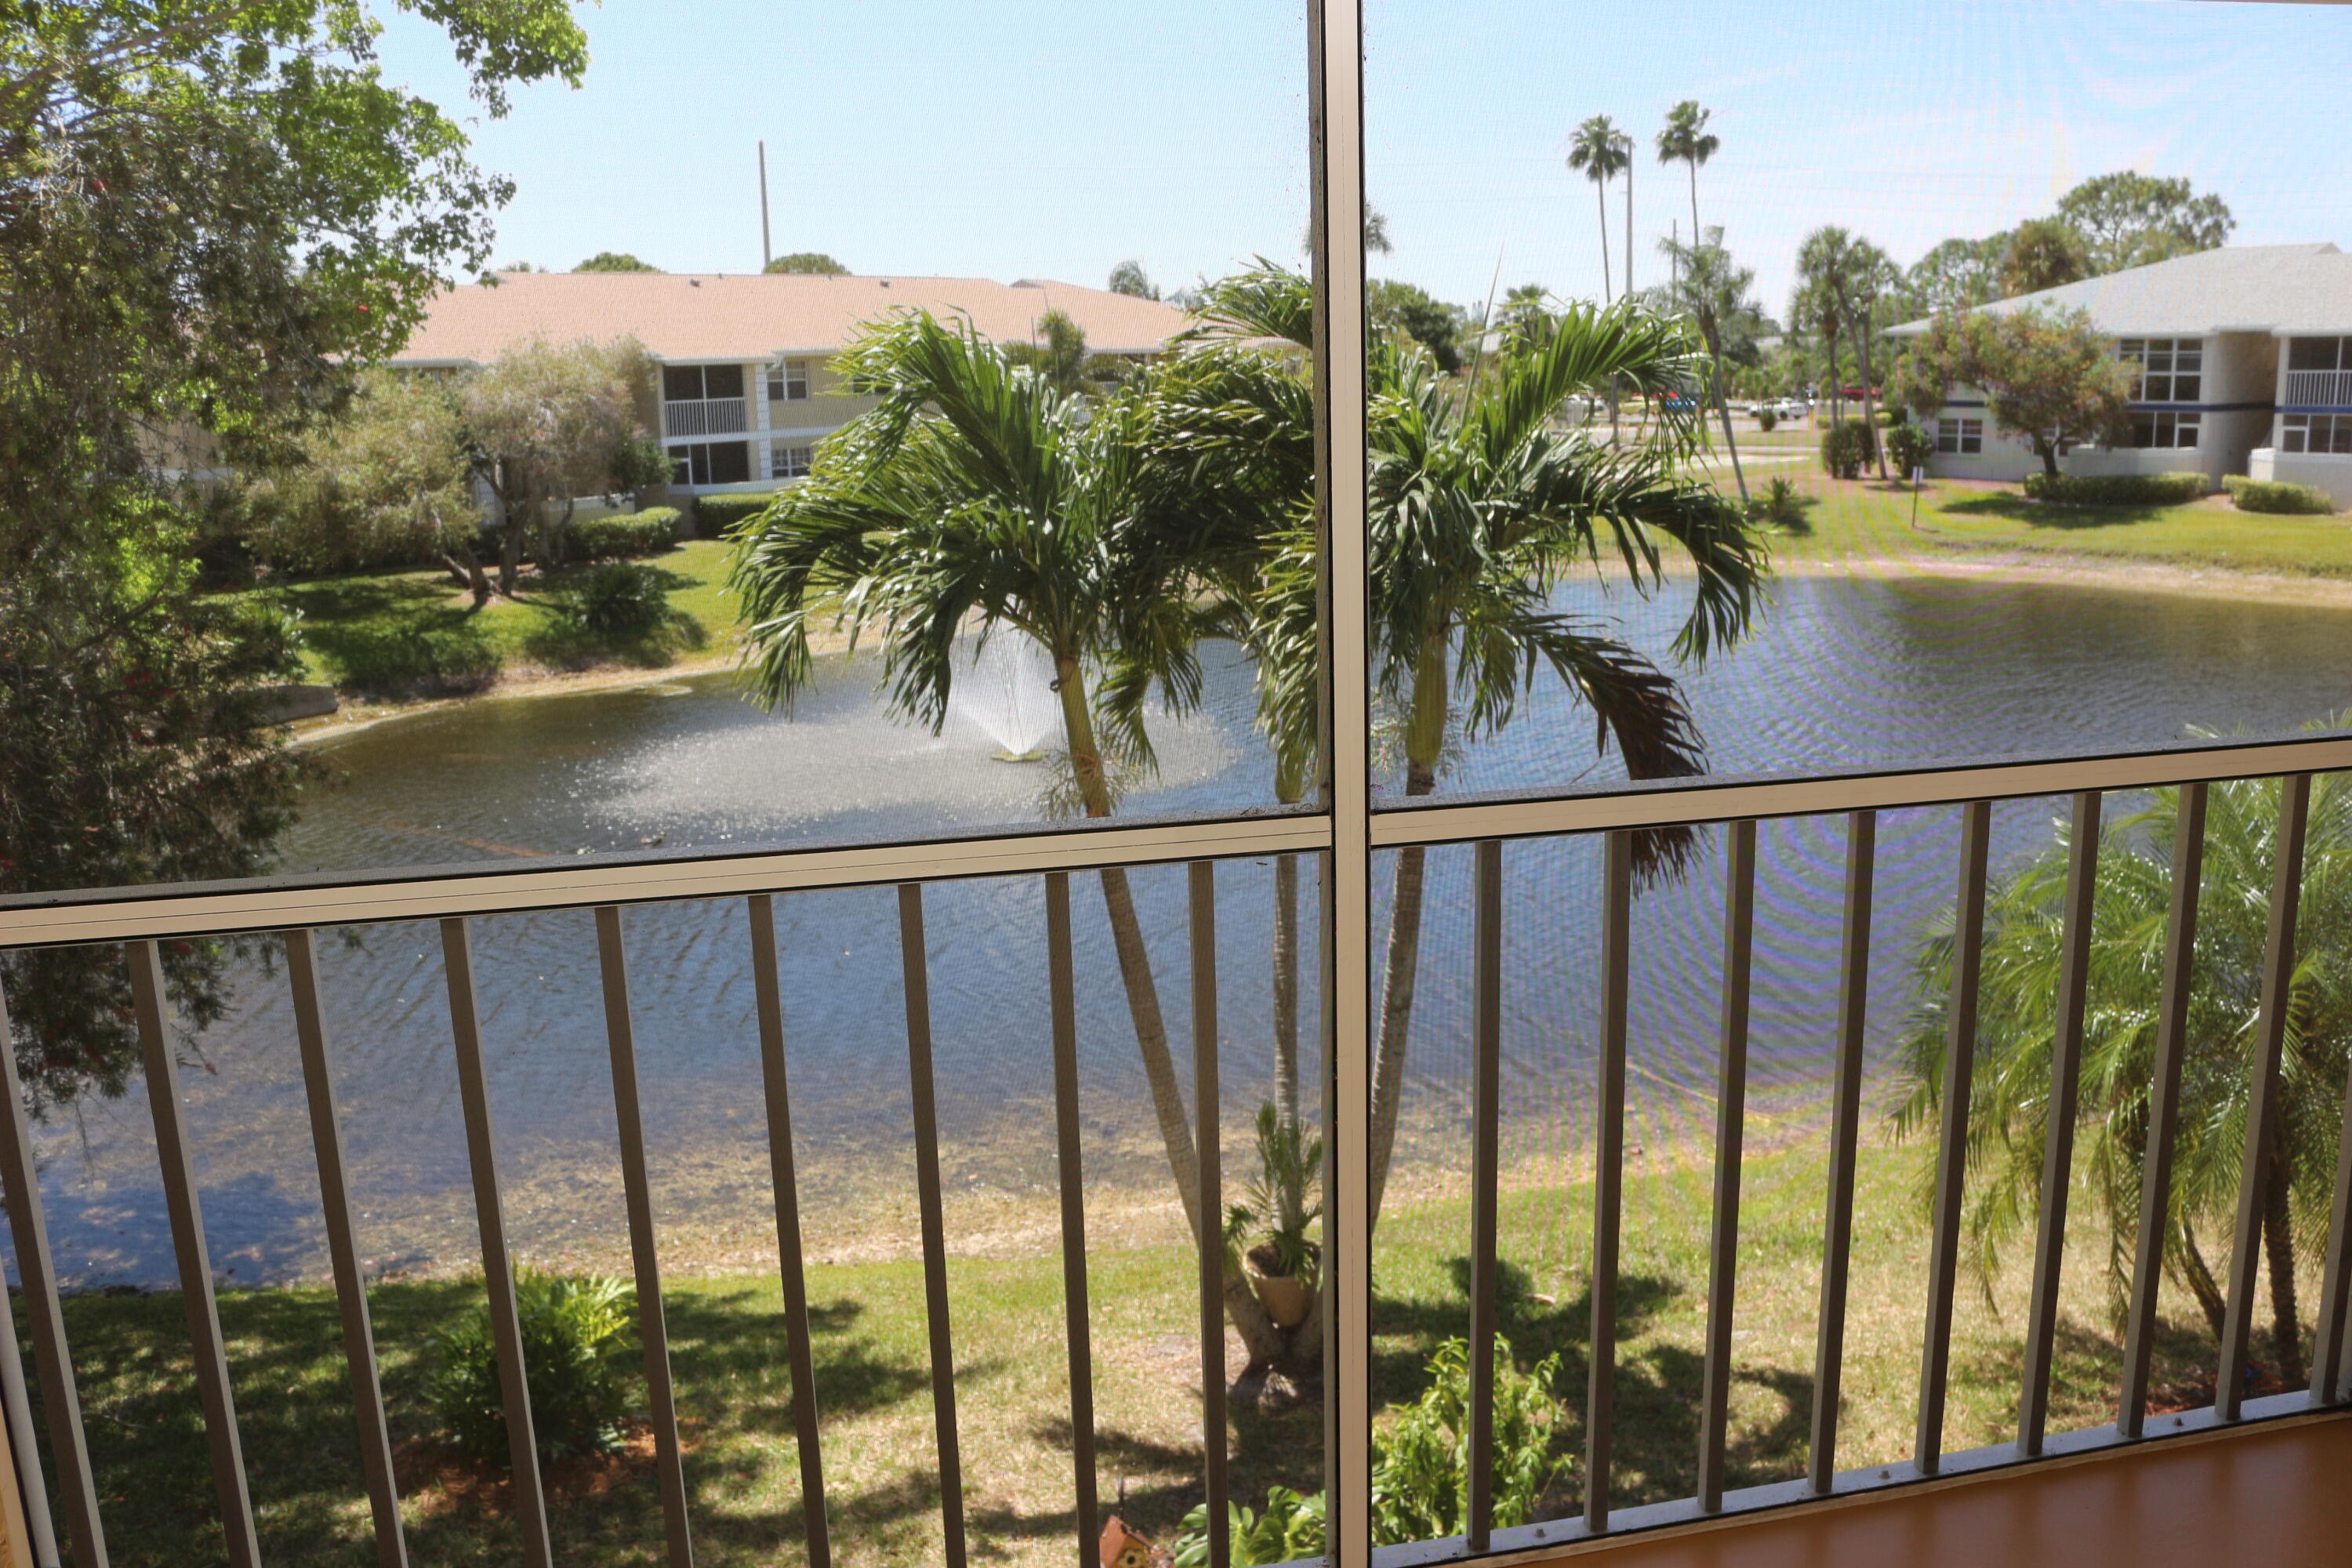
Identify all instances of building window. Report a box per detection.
[767,358,811,403]
[662,364,746,403]
[771,444,813,480]
[1936,416,1982,455]
[2118,337,2202,404]
[667,440,752,486]
[2281,413,2352,455]
[2287,336,2350,374]
[2129,410,2201,449]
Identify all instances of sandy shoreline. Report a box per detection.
[1764,539,2352,609]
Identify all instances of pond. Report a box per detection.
[27,572,2352,1285]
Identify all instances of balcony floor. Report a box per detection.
[1538,1414,2352,1566]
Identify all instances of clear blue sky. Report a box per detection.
[379,0,2352,322]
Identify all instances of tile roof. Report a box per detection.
[1889,243,2352,338]
[393,272,1192,365]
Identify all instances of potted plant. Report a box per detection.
[1224,1102,1323,1328]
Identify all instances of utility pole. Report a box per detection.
[757,140,772,270]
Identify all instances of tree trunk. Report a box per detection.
[2176,1216,2228,1343]
[1367,638,1448,1228]
[497,482,526,596]
[2034,438,2062,480]
[1849,314,1888,481]
[1595,185,1612,303]
[1704,321,1749,506]
[1054,655,1286,1370]
[443,545,493,610]
[2263,1144,2304,1388]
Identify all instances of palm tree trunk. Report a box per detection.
[1054,656,1286,1370]
[1687,169,1701,282]
[2263,1145,2304,1387]
[2176,1216,2228,1343]
[1850,314,1889,480]
[1704,322,1749,506]
[1367,639,1448,1227]
[1595,184,1612,303]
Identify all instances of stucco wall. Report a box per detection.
[2249,448,2352,506]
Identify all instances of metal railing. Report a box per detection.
[662,397,750,439]
[2283,368,2352,409]
[2,735,2350,1568]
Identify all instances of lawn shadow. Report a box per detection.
[1940,492,2177,529]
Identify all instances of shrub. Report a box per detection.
[565,508,680,561]
[429,1267,637,1465]
[1755,407,1778,432]
[1744,475,1805,528]
[1820,417,1877,480]
[2225,475,2337,515]
[2022,470,2208,506]
[691,492,787,539]
[1173,1335,1563,1561]
[1885,423,1935,478]
[1174,1487,1324,1568]
[546,561,670,637]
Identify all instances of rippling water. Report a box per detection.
[27,573,2352,1284]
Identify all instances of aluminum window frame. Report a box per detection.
[7,9,2352,1568]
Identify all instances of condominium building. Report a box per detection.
[1889,241,2352,502]
[393,270,1189,502]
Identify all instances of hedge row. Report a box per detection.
[2224,475,2338,516]
[2021,470,2208,506]
[692,492,787,537]
[566,507,681,560]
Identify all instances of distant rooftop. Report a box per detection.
[394,271,1190,364]
[1889,243,2352,338]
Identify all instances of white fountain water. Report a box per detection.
[949,632,1060,761]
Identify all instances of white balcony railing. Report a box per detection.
[2285,368,2352,408]
[663,397,750,439]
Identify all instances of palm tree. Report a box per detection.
[1895,768,2352,1390]
[1794,227,1895,477]
[1657,227,1756,506]
[1156,264,1773,1229]
[1656,100,1720,287]
[1566,115,1626,303]
[728,311,1294,1367]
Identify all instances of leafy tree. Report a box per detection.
[1902,236,2005,318]
[1895,771,2352,1389]
[2056,171,2235,274]
[1894,304,2132,478]
[1566,114,1628,301]
[575,252,661,273]
[459,338,666,593]
[228,368,483,588]
[1107,258,1160,299]
[1369,279,1466,372]
[0,0,587,1120]
[1654,99,1719,285]
[765,252,848,275]
[2000,217,2090,297]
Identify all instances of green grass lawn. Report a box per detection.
[26,1141,2271,1568]
[1749,470,2352,579]
[247,540,746,701]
